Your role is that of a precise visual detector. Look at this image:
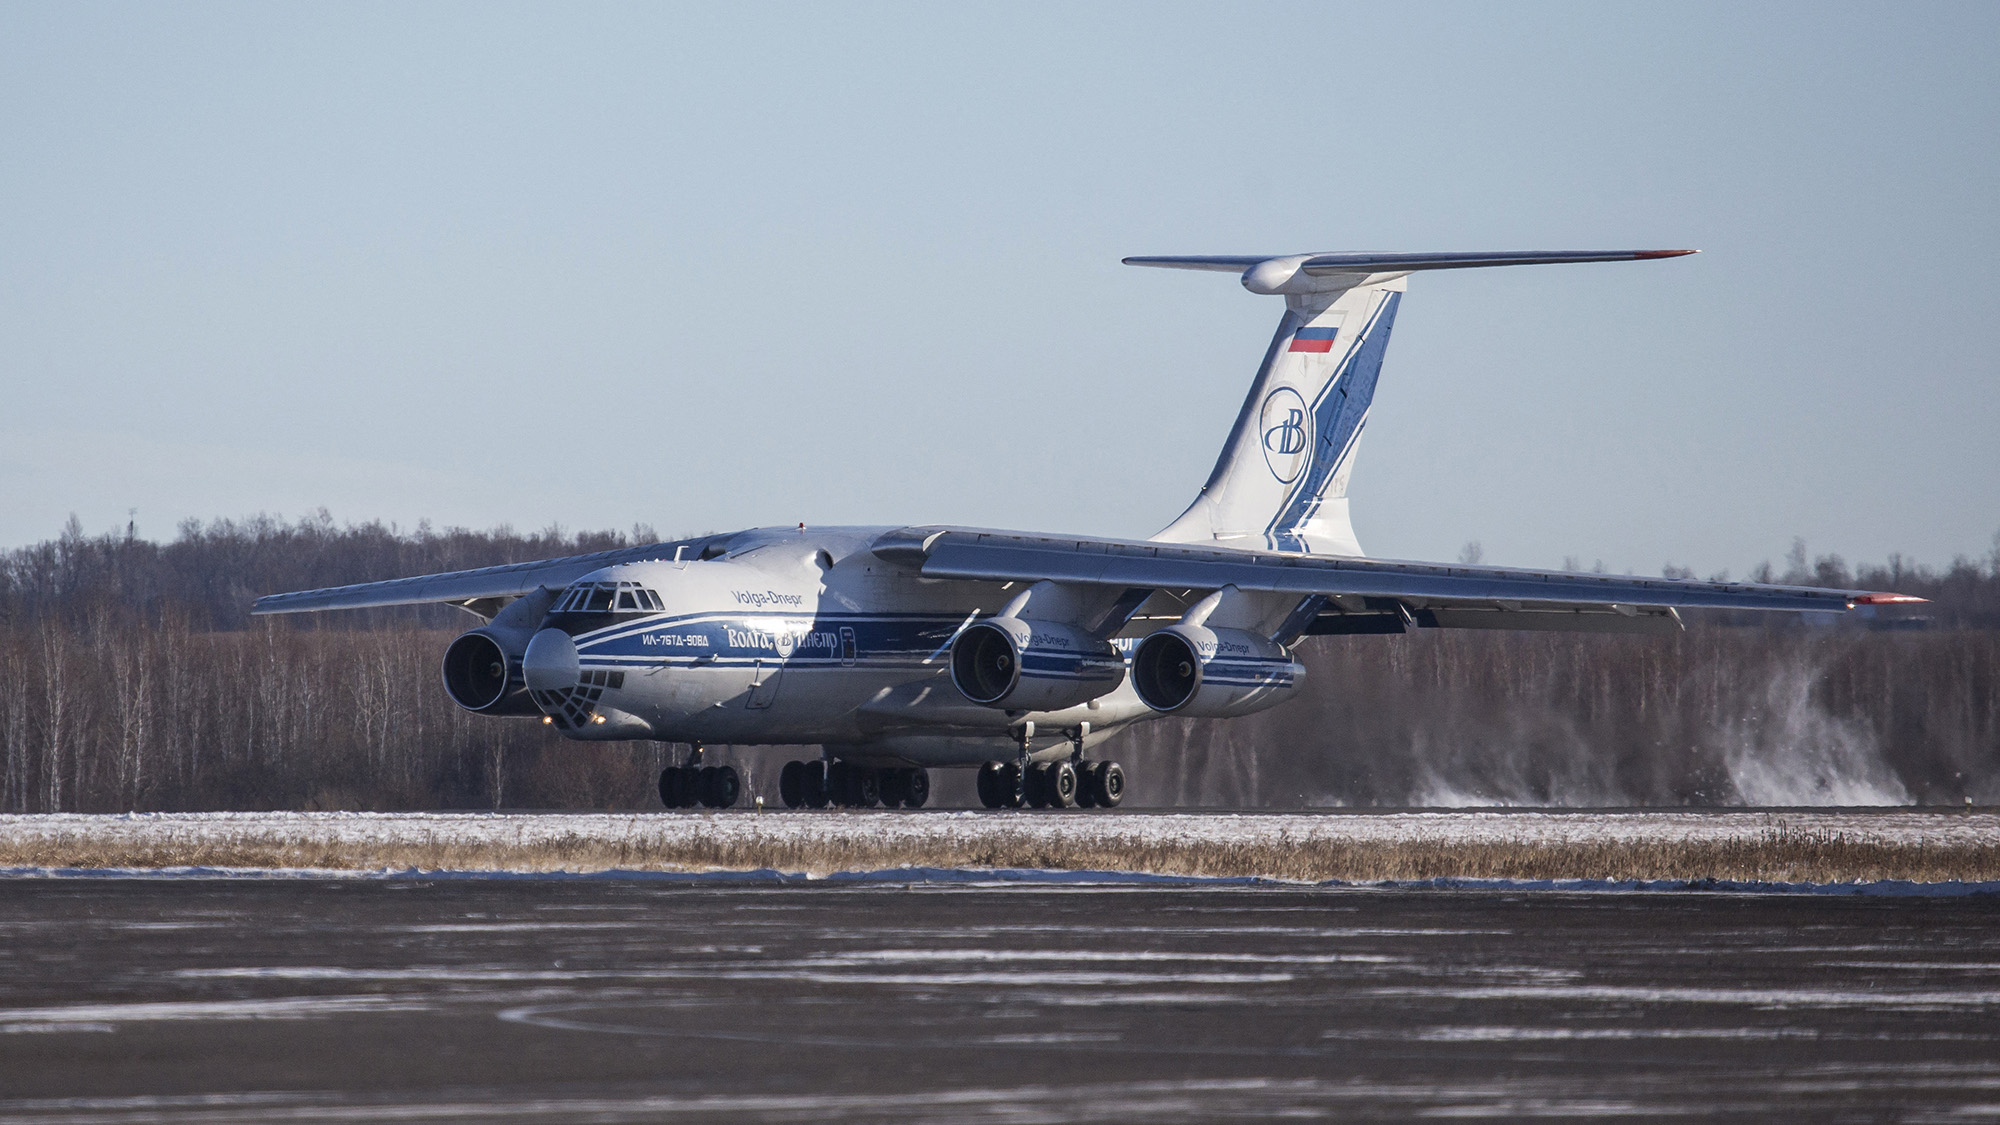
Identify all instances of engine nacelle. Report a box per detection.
[440,629,540,715]
[949,617,1125,713]
[1130,624,1304,718]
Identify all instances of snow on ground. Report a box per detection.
[1,809,1995,854]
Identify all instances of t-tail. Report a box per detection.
[1131,249,1696,556]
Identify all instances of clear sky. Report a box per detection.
[3,3,1995,577]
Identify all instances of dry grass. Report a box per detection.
[3,823,1997,884]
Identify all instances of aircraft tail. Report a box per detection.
[1132,250,1694,555]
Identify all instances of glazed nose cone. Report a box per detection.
[522,628,580,692]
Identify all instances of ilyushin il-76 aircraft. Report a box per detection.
[256,250,1917,812]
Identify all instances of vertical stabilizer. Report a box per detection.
[1127,249,1693,556]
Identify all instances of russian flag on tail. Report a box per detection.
[1289,326,1339,353]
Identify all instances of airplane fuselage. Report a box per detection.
[503,526,1187,767]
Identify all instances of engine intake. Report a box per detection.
[1130,624,1304,718]
[441,630,538,715]
[949,618,1124,713]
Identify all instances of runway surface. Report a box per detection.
[3,875,1999,1121]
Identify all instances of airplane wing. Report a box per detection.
[871,527,1919,635]
[250,540,692,616]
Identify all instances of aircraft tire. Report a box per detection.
[1093,762,1125,808]
[826,762,849,807]
[997,763,1024,809]
[1074,764,1097,809]
[779,761,806,809]
[1024,764,1050,809]
[802,762,830,809]
[853,767,881,809]
[695,766,720,807]
[710,765,741,809]
[976,763,1001,808]
[904,768,930,809]
[662,766,700,809]
[878,768,906,809]
[1045,761,1077,809]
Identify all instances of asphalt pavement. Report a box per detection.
[1,876,1997,1121]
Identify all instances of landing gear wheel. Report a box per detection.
[779,761,806,809]
[803,761,830,809]
[826,762,850,807]
[878,768,907,809]
[660,766,699,809]
[1024,763,1050,809]
[1074,764,1097,808]
[976,762,1003,809]
[852,767,881,808]
[997,763,1025,809]
[709,765,741,809]
[1045,761,1077,809]
[695,766,719,807]
[1092,761,1125,808]
[904,768,930,809]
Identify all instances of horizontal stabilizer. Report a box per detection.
[1125,250,1695,297]
[1124,250,1695,274]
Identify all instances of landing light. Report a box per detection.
[593,714,607,725]
[542,716,552,725]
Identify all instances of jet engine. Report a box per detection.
[949,617,1125,712]
[1130,624,1304,718]
[440,629,540,715]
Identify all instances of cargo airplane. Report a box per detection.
[255,250,1917,811]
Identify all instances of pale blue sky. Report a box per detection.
[3,3,1995,576]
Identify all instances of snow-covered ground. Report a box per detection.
[2,808,1994,854]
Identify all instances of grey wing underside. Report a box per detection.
[871,527,1904,636]
[250,541,693,616]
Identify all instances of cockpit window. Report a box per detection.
[556,581,663,615]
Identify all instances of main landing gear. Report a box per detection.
[975,722,1124,810]
[976,759,1123,809]
[658,745,741,810]
[778,760,931,810]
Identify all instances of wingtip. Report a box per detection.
[1852,592,1928,606]
[1634,249,1699,259]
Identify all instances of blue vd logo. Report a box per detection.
[1264,408,1307,456]
[1257,387,1311,484]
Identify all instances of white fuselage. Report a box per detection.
[515,527,1166,767]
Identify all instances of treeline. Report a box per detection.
[0,515,674,812]
[0,515,1995,812]
[0,512,662,632]
[1129,626,1999,808]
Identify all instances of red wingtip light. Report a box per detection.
[1634,249,1699,259]
[1851,592,1929,606]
